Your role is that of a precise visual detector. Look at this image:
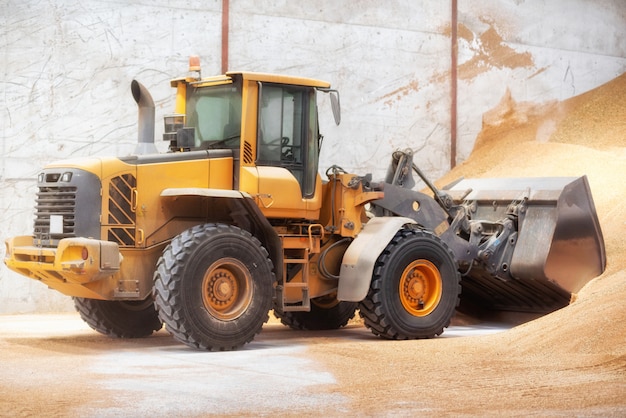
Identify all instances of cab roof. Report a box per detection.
[171,71,331,89]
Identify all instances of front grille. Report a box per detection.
[34,186,77,241]
[33,168,102,247]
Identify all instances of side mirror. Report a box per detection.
[319,88,341,126]
[329,91,341,126]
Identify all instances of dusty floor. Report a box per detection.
[1,74,624,416]
[0,314,513,417]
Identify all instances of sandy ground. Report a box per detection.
[1,74,624,416]
[0,314,513,417]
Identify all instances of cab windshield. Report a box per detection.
[185,82,242,149]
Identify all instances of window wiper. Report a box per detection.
[207,134,240,149]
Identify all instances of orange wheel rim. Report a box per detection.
[202,258,253,320]
[399,259,442,317]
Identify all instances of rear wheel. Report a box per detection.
[73,296,162,338]
[275,294,357,330]
[359,228,461,339]
[153,224,275,350]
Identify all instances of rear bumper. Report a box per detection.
[4,236,121,297]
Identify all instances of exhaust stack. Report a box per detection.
[131,80,157,155]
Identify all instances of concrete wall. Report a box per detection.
[1,0,625,313]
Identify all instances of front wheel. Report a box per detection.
[153,224,275,351]
[359,228,461,340]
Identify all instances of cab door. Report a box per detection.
[253,83,322,219]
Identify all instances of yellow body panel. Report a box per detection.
[134,156,233,247]
[45,155,138,181]
[243,166,321,220]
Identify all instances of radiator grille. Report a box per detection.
[34,186,77,241]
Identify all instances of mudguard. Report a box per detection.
[338,216,416,302]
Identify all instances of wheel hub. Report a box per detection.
[405,272,426,300]
[201,258,253,321]
[399,259,442,317]
[208,270,237,306]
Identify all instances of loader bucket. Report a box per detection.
[446,176,606,313]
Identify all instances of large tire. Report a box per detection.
[73,296,162,338]
[275,295,357,330]
[359,228,461,340]
[153,224,275,351]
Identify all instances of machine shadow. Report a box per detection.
[5,322,378,356]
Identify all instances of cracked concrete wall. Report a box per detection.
[1,0,625,313]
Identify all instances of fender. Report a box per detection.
[160,187,283,283]
[337,216,416,302]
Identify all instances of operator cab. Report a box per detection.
[165,57,340,217]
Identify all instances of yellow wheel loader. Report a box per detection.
[4,58,606,350]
